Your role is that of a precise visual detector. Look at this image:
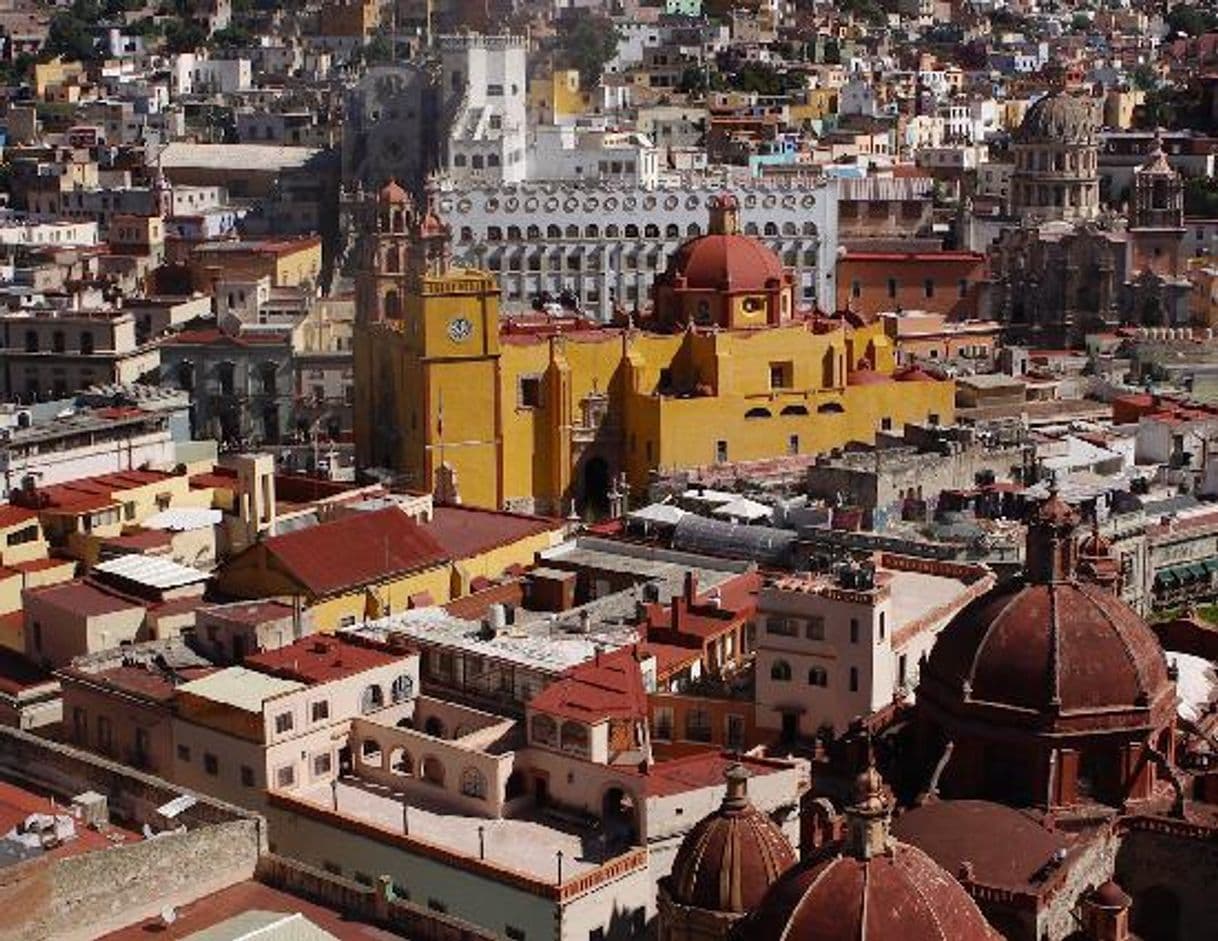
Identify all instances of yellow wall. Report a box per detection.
[305,566,452,632]
[449,528,563,596]
[34,58,84,99]
[274,241,324,287]
[529,70,589,121]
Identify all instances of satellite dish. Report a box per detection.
[160,907,177,926]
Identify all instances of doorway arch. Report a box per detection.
[582,456,612,517]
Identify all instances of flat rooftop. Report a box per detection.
[885,569,973,631]
[297,779,601,882]
[0,779,139,865]
[177,666,304,713]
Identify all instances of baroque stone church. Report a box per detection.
[987,92,1192,346]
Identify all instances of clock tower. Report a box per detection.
[353,183,504,508]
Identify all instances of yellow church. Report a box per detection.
[353,187,955,515]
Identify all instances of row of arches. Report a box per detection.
[530,714,590,757]
[24,330,95,355]
[357,737,489,799]
[744,404,845,420]
[471,220,822,243]
[770,660,830,687]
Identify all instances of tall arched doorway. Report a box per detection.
[602,786,638,848]
[582,456,612,518]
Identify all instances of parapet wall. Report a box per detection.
[0,727,262,941]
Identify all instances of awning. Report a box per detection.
[1184,562,1209,581]
[1203,559,1218,575]
[1156,569,1178,588]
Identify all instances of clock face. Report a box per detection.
[448,316,473,343]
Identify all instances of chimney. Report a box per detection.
[684,570,698,603]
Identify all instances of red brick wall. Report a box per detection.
[836,253,987,319]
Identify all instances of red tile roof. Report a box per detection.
[0,780,139,859]
[442,579,525,620]
[529,647,649,723]
[63,662,215,702]
[243,634,407,685]
[201,600,295,625]
[425,505,561,560]
[25,470,175,513]
[0,647,53,695]
[260,507,448,597]
[643,753,793,798]
[26,579,145,617]
[0,505,38,529]
[97,878,403,941]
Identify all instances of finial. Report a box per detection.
[723,763,750,811]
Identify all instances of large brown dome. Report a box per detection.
[666,764,795,914]
[920,578,1174,732]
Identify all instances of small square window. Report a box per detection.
[274,712,293,734]
[177,744,191,762]
[313,752,333,777]
[311,700,330,722]
[519,375,542,409]
[204,753,219,776]
[276,765,296,789]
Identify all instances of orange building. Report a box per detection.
[836,251,987,320]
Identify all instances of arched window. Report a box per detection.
[384,290,401,319]
[665,223,680,238]
[531,714,557,746]
[771,660,792,682]
[546,224,561,238]
[460,767,487,799]
[605,224,620,238]
[687,223,701,236]
[744,222,759,236]
[526,224,540,239]
[781,404,809,416]
[421,756,445,786]
[216,361,236,396]
[507,225,522,241]
[644,223,660,238]
[487,226,503,242]
[360,738,382,766]
[624,224,639,238]
[585,224,599,238]
[385,246,400,272]
[359,684,384,714]
[565,224,579,239]
[561,721,590,756]
[745,407,772,420]
[391,674,414,703]
[808,666,828,687]
[460,226,473,243]
[817,402,845,414]
[389,747,412,775]
[424,716,446,738]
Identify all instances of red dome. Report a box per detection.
[895,366,939,382]
[666,765,795,914]
[379,178,410,204]
[737,842,1000,940]
[920,578,1173,732]
[846,368,893,386]
[664,234,786,293]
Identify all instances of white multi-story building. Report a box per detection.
[441,177,840,319]
[753,558,993,740]
[529,124,660,187]
[439,34,528,187]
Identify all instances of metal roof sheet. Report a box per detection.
[93,554,209,589]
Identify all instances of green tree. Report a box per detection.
[555,12,620,88]
[1129,64,1157,91]
[209,25,254,50]
[44,1,103,62]
[1166,3,1218,37]
[163,19,207,54]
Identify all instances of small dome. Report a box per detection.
[1017,92,1098,144]
[735,760,999,941]
[737,842,1001,941]
[667,764,795,914]
[846,368,893,387]
[1091,880,1132,909]
[664,234,785,293]
[894,366,939,382]
[379,178,410,204]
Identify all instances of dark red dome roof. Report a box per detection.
[920,578,1173,730]
[668,766,795,913]
[665,234,785,293]
[847,368,893,386]
[736,843,1000,941]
